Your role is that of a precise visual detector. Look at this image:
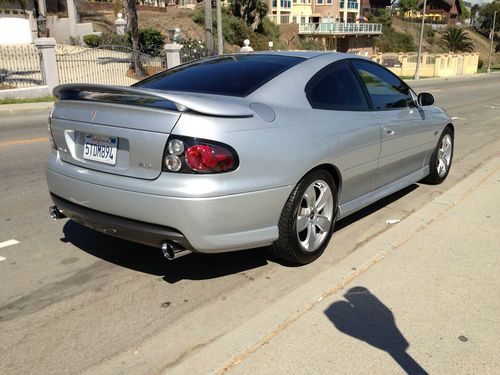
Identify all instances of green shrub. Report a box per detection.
[68,36,81,46]
[298,37,321,50]
[99,33,130,47]
[127,28,165,56]
[375,27,417,52]
[478,59,484,69]
[368,9,392,28]
[221,11,251,46]
[192,8,284,51]
[83,34,100,47]
[138,28,165,56]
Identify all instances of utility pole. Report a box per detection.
[216,0,223,55]
[487,11,497,74]
[414,0,427,80]
[204,0,213,55]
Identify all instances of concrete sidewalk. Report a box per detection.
[169,156,500,375]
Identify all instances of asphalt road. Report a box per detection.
[1,74,499,374]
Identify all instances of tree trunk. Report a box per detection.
[127,0,143,77]
[204,0,213,55]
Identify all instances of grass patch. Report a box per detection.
[400,76,432,80]
[0,96,55,105]
[476,65,500,73]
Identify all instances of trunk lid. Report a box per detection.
[50,84,254,180]
[50,100,180,180]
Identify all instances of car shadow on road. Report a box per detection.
[61,184,419,282]
[324,286,428,375]
[62,221,271,283]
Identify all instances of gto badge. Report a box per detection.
[138,162,152,169]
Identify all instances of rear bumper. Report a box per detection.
[50,193,194,250]
[46,164,291,253]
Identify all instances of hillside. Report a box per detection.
[81,7,206,41]
[391,17,499,65]
[80,7,498,64]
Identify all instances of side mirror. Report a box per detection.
[418,92,434,106]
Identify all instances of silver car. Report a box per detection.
[46,52,454,264]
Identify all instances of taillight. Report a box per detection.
[163,136,238,174]
[48,115,57,150]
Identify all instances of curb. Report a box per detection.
[167,156,500,375]
[0,101,54,115]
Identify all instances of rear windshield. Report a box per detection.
[134,54,304,97]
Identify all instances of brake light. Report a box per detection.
[186,145,235,172]
[163,136,238,174]
[48,115,57,150]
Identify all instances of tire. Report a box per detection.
[270,170,337,264]
[423,127,454,185]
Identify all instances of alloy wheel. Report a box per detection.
[296,180,334,252]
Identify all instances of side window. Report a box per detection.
[306,60,369,111]
[351,60,415,110]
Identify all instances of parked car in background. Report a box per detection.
[46,52,454,264]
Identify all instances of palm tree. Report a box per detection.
[442,27,474,52]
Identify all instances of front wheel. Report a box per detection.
[270,170,337,264]
[423,127,454,185]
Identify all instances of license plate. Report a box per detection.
[83,134,118,165]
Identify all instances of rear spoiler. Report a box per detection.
[53,84,254,118]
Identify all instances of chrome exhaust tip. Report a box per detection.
[49,206,66,220]
[161,241,190,260]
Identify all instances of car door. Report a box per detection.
[305,60,381,206]
[351,59,432,190]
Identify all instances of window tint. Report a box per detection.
[306,60,369,111]
[134,54,304,97]
[351,60,415,110]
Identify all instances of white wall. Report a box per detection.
[0,18,33,45]
[47,15,97,44]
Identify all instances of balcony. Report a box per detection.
[339,1,359,9]
[298,22,383,35]
[272,0,292,8]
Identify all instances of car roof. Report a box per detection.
[233,51,357,60]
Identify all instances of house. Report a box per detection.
[269,0,362,25]
[418,0,462,25]
[0,0,39,44]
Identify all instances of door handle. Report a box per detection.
[383,127,395,135]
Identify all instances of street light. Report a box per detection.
[414,0,427,80]
[36,14,47,38]
[487,11,497,74]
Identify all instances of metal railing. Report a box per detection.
[0,44,44,89]
[339,1,359,9]
[56,45,164,86]
[299,23,382,35]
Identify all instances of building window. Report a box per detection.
[327,0,333,3]
[317,0,323,4]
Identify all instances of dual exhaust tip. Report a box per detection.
[50,206,66,220]
[161,241,190,261]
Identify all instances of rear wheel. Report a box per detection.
[271,170,337,264]
[423,127,454,185]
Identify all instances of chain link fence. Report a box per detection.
[0,44,45,89]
